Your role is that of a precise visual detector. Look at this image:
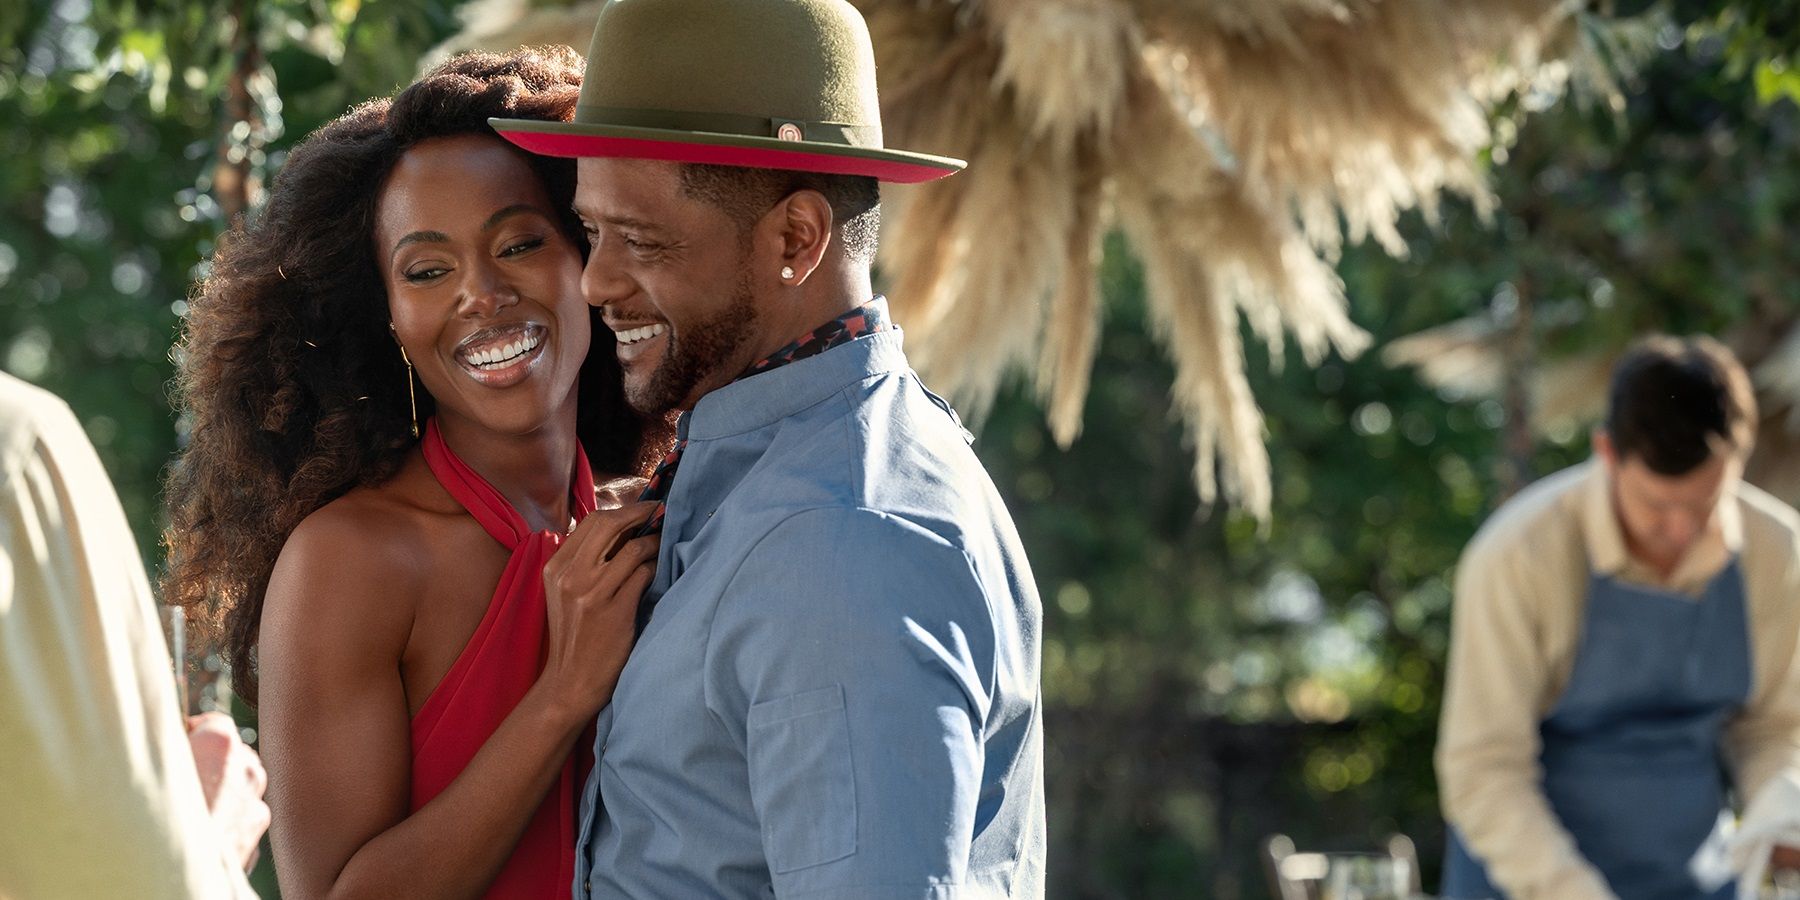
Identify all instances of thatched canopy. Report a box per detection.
[435,0,1598,518]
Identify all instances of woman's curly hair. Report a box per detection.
[163,47,668,702]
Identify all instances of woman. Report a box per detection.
[162,47,670,898]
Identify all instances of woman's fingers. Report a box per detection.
[544,516,661,623]
[547,501,657,581]
[566,501,657,560]
[623,561,654,601]
[537,512,661,713]
[563,534,658,611]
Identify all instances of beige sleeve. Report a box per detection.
[1724,541,1800,807]
[1435,537,1616,900]
[0,403,254,899]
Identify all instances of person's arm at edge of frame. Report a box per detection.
[709,507,1001,900]
[0,387,258,900]
[1434,534,1616,900]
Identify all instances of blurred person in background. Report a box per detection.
[0,370,268,898]
[1437,335,1800,899]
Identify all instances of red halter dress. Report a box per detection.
[409,418,595,899]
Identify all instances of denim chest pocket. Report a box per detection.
[746,684,858,873]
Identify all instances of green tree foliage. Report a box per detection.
[973,8,1800,896]
[3,1,1796,898]
[0,0,465,566]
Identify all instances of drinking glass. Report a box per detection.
[159,603,191,716]
[1323,853,1412,900]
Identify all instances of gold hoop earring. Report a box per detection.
[398,346,419,438]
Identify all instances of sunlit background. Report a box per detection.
[2,0,1797,895]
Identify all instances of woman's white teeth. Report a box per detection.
[617,323,667,345]
[467,332,541,370]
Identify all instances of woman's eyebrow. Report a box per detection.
[388,205,547,261]
[482,204,545,231]
[391,230,449,260]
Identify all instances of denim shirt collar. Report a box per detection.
[685,308,908,442]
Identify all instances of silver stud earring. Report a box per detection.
[781,266,796,281]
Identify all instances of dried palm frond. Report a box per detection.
[1756,326,1800,434]
[856,0,1555,518]
[1036,147,1106,445]
[1382,315,1612,434]
[1110,66,1367,511]
[438,0,1618,520]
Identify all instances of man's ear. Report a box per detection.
[765,189,832,285]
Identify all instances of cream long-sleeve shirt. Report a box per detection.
[1436,459,1800,900]
[0,373,253,899]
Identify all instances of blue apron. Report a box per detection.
[1442,561,1752,900]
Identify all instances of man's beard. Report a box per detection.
[626,270,759,415]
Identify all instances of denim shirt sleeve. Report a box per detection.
[705,506,999,899]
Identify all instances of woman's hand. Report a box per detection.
[538,500,660,724]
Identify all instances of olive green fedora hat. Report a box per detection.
[490,0,964,183]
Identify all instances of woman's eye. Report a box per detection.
[404,266,448,283]
[501,237,545,257]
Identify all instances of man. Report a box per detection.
[0,371,270,898]
[493,0,1044,896]
[1437,336,1800,899]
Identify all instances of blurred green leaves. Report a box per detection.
[1694,1,1800,105]
[3,0,1798,896]
[0,0,470,566]
[973,5,1800,894]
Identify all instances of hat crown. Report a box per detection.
[577,0,883,145]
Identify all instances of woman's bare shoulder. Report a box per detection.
[263,459,447,641]
[288,486,430,572]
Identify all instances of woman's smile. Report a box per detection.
[454,321,549,388]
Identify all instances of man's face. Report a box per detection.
[1600,434,1740,571]
[572,157,772,414]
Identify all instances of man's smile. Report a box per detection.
[614,323,667,345]
[608,319,669,366]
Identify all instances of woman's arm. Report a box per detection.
[258,501,657,900]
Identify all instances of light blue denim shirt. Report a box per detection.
[574,314,1046,899]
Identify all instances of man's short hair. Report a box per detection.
[677,164,880,264]
[1605,335,1756,476]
